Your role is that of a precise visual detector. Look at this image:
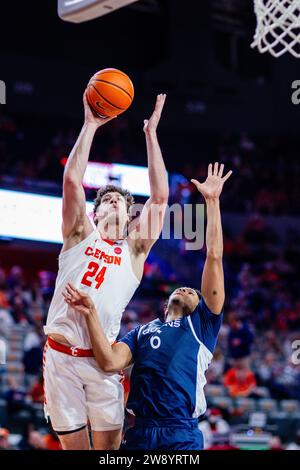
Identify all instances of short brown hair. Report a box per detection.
[93,185,135,225]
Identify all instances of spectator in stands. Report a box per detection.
[29,374,44,404]
[198,408,230,449]
[118,309,139,338]
[43,427,62,451]
[7,266,25,290]
[37,270,55,303]
[18,424,46,450]
[206,348,226,384]
[0,427,11,450]
[256,352,278,387]
[269,436,284,451]
[9,286,31,325]
[23,326,43,384]
[227,312,254,362]
[0,307,13,338]
[286,430,300,450]
[224,360,257,398]
[270,359,300,400]
[4,376,30,418]
[0,268,9,310]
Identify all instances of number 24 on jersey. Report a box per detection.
[81,262,107,289]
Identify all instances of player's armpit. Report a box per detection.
[104,342,133,373]
[201,255,225,315]
[62,176,93,239]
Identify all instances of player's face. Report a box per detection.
[96,192,129,227]
[168,287,199,315]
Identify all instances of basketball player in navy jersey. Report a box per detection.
[62,162,232,450]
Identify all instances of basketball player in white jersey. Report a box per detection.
[43,92,168,450]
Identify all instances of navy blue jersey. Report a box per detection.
[119,298,222,420]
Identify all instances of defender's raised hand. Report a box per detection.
[62,282,94,316]
[191,163,232,200]
[143,94,167,134]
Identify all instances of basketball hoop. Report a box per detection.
[251,0,300,58]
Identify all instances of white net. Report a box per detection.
[251,0,300,58]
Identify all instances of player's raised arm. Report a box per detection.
[62,282,133,372]
[191,163,232,314]
[131,94,169,255]
[62,92,116,239]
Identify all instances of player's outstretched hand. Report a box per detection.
[62,282,94,316]
[83,90,117,128]
[143,93,166,135]
[191,163,232,200]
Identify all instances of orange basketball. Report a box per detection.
[86,68,134,118]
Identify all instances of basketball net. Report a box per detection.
[251,0,300,58]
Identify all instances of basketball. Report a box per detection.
[86,68,134,118]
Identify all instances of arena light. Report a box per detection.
[58,0,139,23]
[82,162,152,197]
[0,164,161,243]
[0,189,94,244]
[0,159,153,244]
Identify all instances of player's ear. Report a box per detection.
[163,300,168,320]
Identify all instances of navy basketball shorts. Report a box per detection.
[121,417,204,450]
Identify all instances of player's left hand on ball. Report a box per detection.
[143,93,166,134]
[191,162,232,200]
[62,282,94,316]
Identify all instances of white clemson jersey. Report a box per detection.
[44,228,140,348]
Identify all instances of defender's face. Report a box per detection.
[168,287,199,314]
[95,192,128,228]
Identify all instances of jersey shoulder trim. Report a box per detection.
[187,315,213,359]
[187,315,201,345]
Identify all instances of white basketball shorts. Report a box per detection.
[43,342,124,432]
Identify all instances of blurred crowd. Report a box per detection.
[1,111,300,215]
[176,132,300,216]
[0,110,300,449]
[0,112,131,191]
[0,208,299,448]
